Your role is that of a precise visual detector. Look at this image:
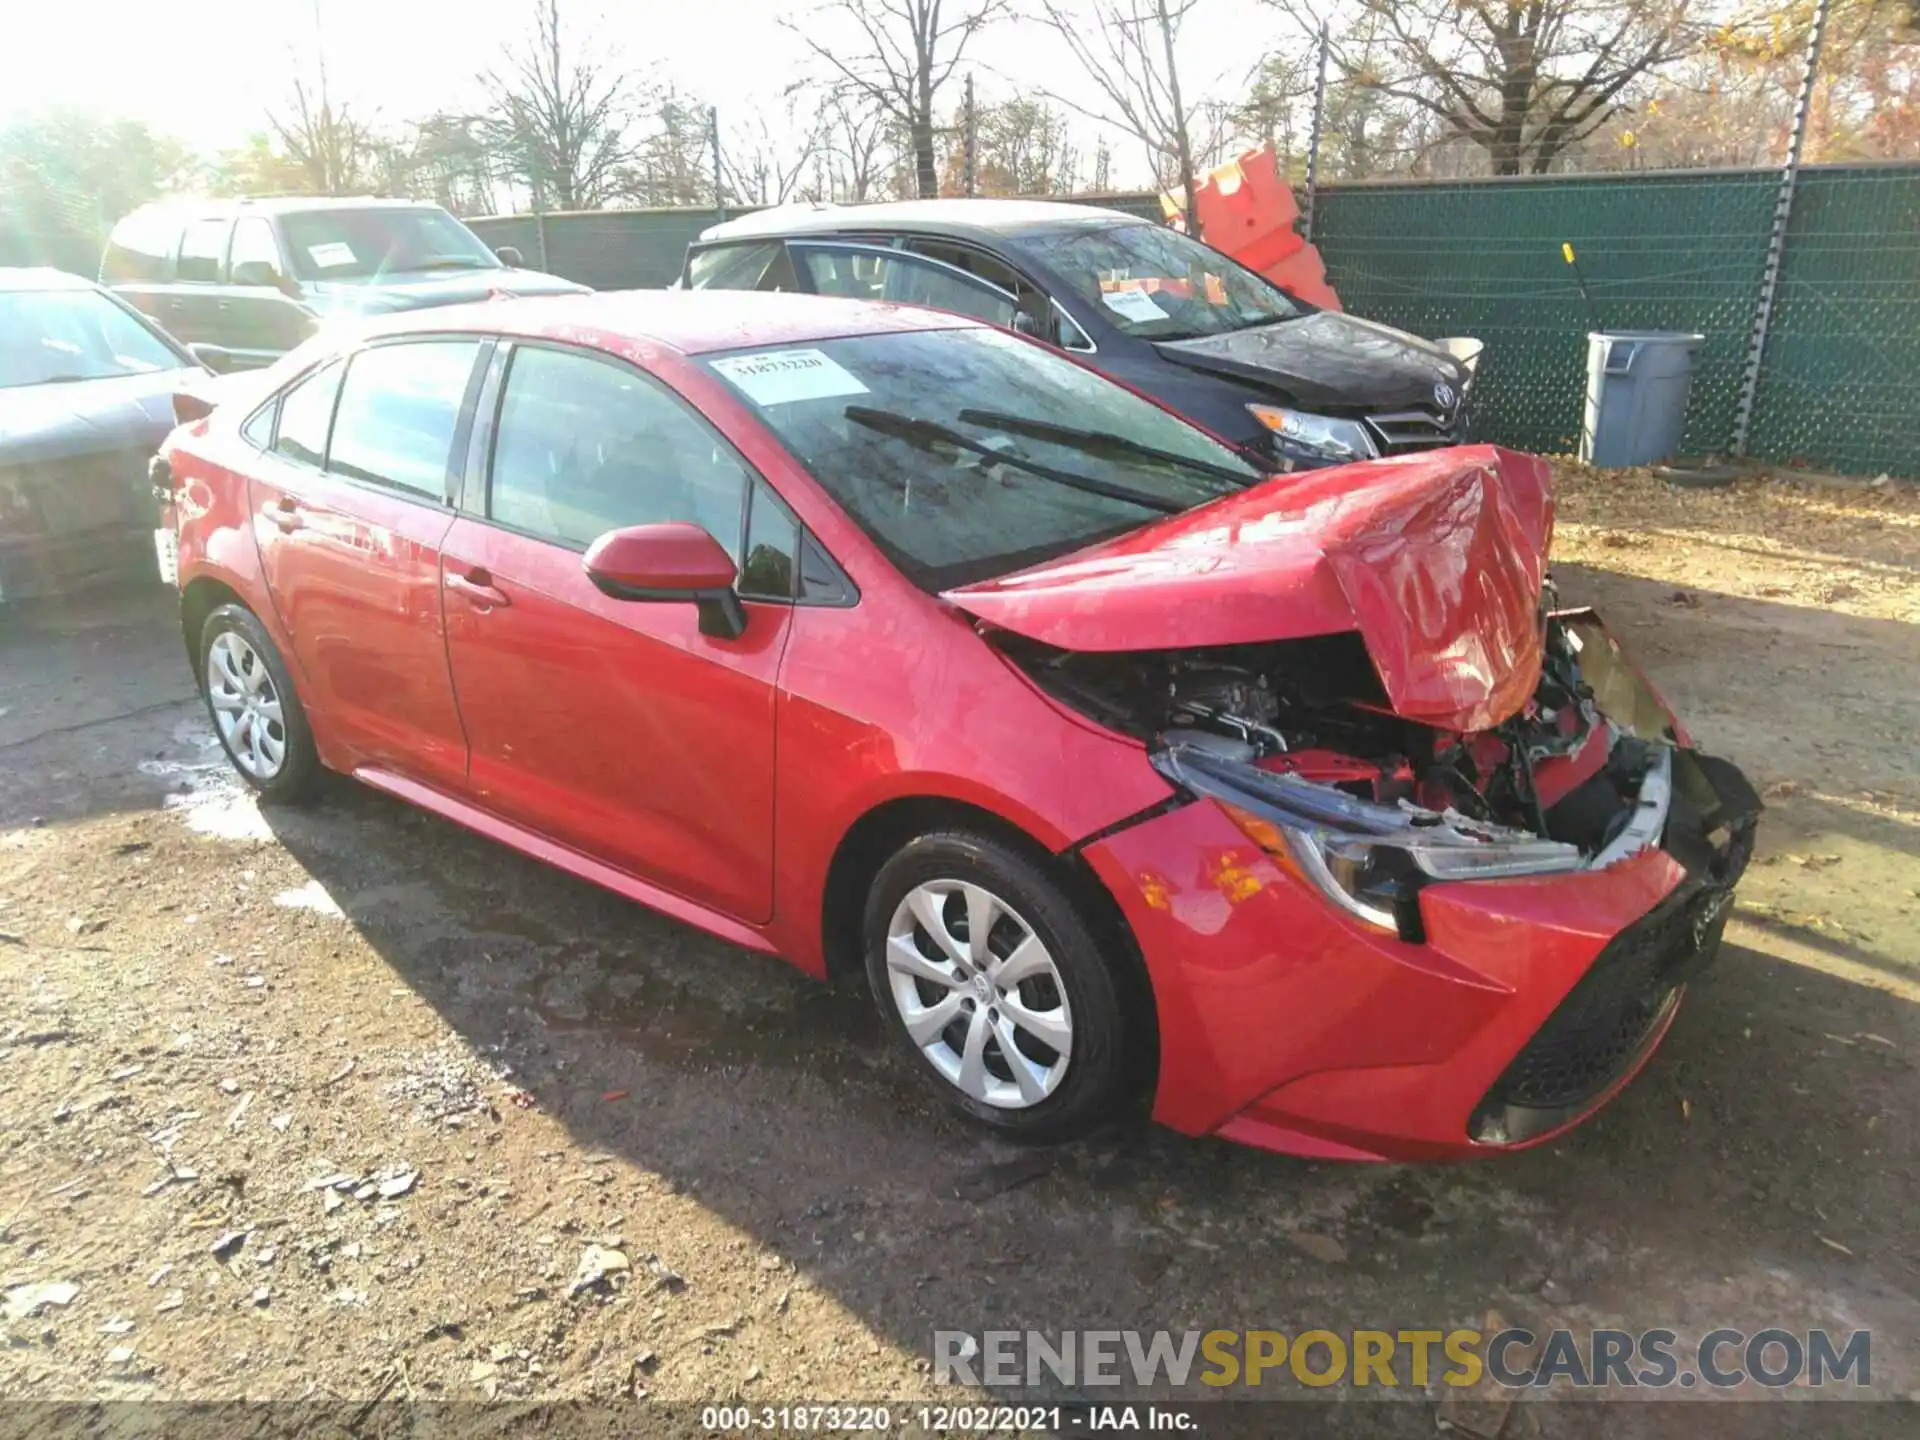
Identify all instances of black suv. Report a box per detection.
[102,197,589,371]
[685,199,1480,472]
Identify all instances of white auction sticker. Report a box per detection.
[1101,287,1169,323]
[306,242,358,269]
[710,348,870,406]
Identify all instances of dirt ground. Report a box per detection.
[1,462,1917,1436]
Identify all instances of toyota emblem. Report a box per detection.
[1434,382,1457,410]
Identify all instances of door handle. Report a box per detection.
[447,569,511,609]
[267,498,303,532]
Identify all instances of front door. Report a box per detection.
[224,217,311,367]
[147,216,233,347]
[440,341,790,923]
[250,339,485,791]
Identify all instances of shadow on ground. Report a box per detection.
[5,574,1918,1434]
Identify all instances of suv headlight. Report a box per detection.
[1153,743,1584,936]
[1247,404,1377,463]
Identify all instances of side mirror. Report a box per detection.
[232,260,282,289]
[188,342,233,374]
[495,245,525,268]
[583,522,745,639]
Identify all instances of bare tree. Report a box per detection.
[1036,0,1209,228]
[812,87,905,200]
[269,74,377,194]
[1275,0,1697,176]
[722,102,825,206]
[624,92,716,207]
[939,96,1079,194]
[479,0,640,208]
[785,0,1007,198]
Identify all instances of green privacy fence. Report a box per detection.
[1309,162,1920,478]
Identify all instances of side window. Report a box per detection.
[101,211,178,283]
[176,220,231,284]
[739,481,799,600]
[240,399,278,450]
[795,247,1016,327]
[327,341,481,499]
[229,219,284,283]
[903,237,1089,349]
[689,242,800,294]
[272,361,344,467]
[488,346,748,555]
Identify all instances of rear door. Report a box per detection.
[250,338,486,792]
[439,341,792,923]
[786,241,1019,327]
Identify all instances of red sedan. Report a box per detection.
[154,291,1758,1161]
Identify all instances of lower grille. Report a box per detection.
[1469,878,1733,1144]
[1363,407,1462,455]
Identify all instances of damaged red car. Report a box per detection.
[155,291,1759,1161]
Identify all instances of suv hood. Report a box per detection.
[943,445,1554,733]
[306,268,590,315]
[1156,310,1468,413]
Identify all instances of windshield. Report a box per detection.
[702,327,1262,589]
[1015,222,1304,340]
[0,289,186,389]
[281,208,502,281]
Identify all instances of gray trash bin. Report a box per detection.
[1581,331,1704,467]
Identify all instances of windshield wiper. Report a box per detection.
[843,406,1184,515]
[956,409,1255,489]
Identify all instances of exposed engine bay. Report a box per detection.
[994,605,1757,940]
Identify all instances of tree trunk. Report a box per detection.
[913,66,939,198]
[1154,0,1200,236]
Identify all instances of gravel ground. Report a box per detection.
[0,463,1916,1437]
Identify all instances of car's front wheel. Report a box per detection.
[863,829,1139,1141]
[199,603,320,803]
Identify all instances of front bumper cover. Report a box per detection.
[1468,748,1759,1145]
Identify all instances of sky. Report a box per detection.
[0,0,1303,192]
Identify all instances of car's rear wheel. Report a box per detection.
[863,829,1136,1141]
[200,603,319,803]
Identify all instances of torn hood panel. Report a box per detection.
[943,444,1554,733]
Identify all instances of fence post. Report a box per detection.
[1731,0,1831,457]
[963,74,978,197]
[1302,25,1329,244]
[534,208,550,273]
[710,106,727,223]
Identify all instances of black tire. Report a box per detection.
[198,603,321,804]
[863,829,1139,1142]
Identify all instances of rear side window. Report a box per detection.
[102,211,179,284]
[176,220,231,283]
[487,345,749,554]
[273,362,343,468]
[687,242,796,292]
[327,342,481,499]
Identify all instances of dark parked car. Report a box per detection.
[685,199,1480,472]
[0,268,212,603]
[102,197,590,371]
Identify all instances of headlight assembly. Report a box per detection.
[1153,742,1593,937]
[1246,404,1378,464]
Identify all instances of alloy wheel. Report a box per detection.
[885,879,1073,1109]
[206,630,287,780]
